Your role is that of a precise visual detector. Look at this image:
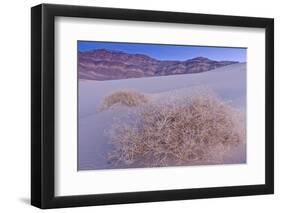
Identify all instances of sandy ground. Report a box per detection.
[78,63,246,170]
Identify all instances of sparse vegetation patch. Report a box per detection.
[106,90,245,167]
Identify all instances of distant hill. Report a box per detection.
[78,49,239,81]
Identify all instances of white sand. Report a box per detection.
[78,63,246,170]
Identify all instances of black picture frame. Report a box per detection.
[31,3,274,209]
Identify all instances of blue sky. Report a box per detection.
[78,41,246,62]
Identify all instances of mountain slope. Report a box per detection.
[78,49,239,81]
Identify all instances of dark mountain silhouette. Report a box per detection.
[78,49,239,81]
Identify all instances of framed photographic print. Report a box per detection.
[31,3,274,209]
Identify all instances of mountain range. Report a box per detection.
[78,49,239,81]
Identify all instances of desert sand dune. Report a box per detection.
[78,63,246,170]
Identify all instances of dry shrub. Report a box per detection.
[99,90,149,111]
[108,91,245,167]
